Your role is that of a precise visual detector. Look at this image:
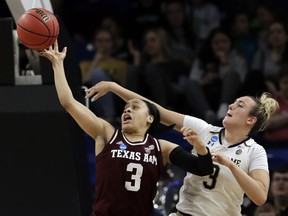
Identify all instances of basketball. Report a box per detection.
[16,8,59,50]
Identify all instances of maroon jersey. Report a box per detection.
[91,129,164,216]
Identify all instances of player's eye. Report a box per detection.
[237,103,243,108]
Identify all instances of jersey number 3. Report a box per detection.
[203,164,220,190]
[125,163,143,192]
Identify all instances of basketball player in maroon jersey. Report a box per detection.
[38,41,213,216]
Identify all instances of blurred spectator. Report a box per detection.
[187,0,222,50]
[268,164,288,216]
[215,0,257,20]
[253,2,276,52]
[242,194,258,216]
[161,0,196,67]
[80,28,128,122]
[263,65,288,146]
[185,27,247,122]
[100,14,131,62]
[127,0,163,43]
[229,10,258,68]
[253,203,278,216]
[242,20,288,96]
[125,28,188,111]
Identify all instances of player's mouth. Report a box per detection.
[122,114,132,124]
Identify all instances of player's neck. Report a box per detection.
[223,129,249,145]
[122,132,146,142]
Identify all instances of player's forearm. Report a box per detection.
[169,146,213,176]
[228,163,268,206]
[108,82,182,128]
[52,61,75,108]
[109,82,148,103]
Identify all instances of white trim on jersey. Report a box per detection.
[153,138,161,152]
[121,132,149,146]
[109,129,119,145]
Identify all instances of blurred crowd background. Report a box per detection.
[1,0,288,216]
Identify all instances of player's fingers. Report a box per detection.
[85,88,95,98]
[91,92,103,102]
[54,39,58,51]
[62,47,67,55]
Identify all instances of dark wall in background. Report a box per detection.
[0,85,92,216]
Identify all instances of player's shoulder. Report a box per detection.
[243,137,267,156]
[244,137,262,148]
[209,126,223,133]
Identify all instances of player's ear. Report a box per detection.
[247,116,257,125]
[147,115,154,124]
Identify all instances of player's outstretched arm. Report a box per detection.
[212,152,269,206]
[86,81,186,131]
[38,41,113,140]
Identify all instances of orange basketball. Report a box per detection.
[16,8,59,50]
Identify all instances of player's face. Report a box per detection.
[121,99,152,133]
[270,172,288,198]
[222,96,256,129]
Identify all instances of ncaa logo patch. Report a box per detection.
[211,136,218,142]
[119,143,127,150]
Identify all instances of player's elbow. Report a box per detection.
[198,166,214,176]
[59,96,75,110]
[253,196,267,206]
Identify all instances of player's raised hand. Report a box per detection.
[211,152,232,168]
[85,81,111,102]
[181,127,208,155]
[37,40,67,63]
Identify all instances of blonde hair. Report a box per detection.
[249,92,279,135]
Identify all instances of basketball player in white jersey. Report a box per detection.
[86,81,279,216]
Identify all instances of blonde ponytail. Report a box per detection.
[249,92,279,134]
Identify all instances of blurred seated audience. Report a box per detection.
[125,27,189,111]
[161,0,196,67]
[229,10,258,68]
[241,20,288,97]
[185,27,247,123]
[186,0,222,50]
[253,2,276,53]
[100,14,131,62]
[80,28,128,123]
[268,164,288,216]
[253,203,278,216]
[264,65,288,146]
[127,0,163,45]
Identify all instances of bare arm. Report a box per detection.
[212,152,269,206]
[86,81,186,131]
[38,41,114,141]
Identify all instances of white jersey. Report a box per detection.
[176,115,269,216]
